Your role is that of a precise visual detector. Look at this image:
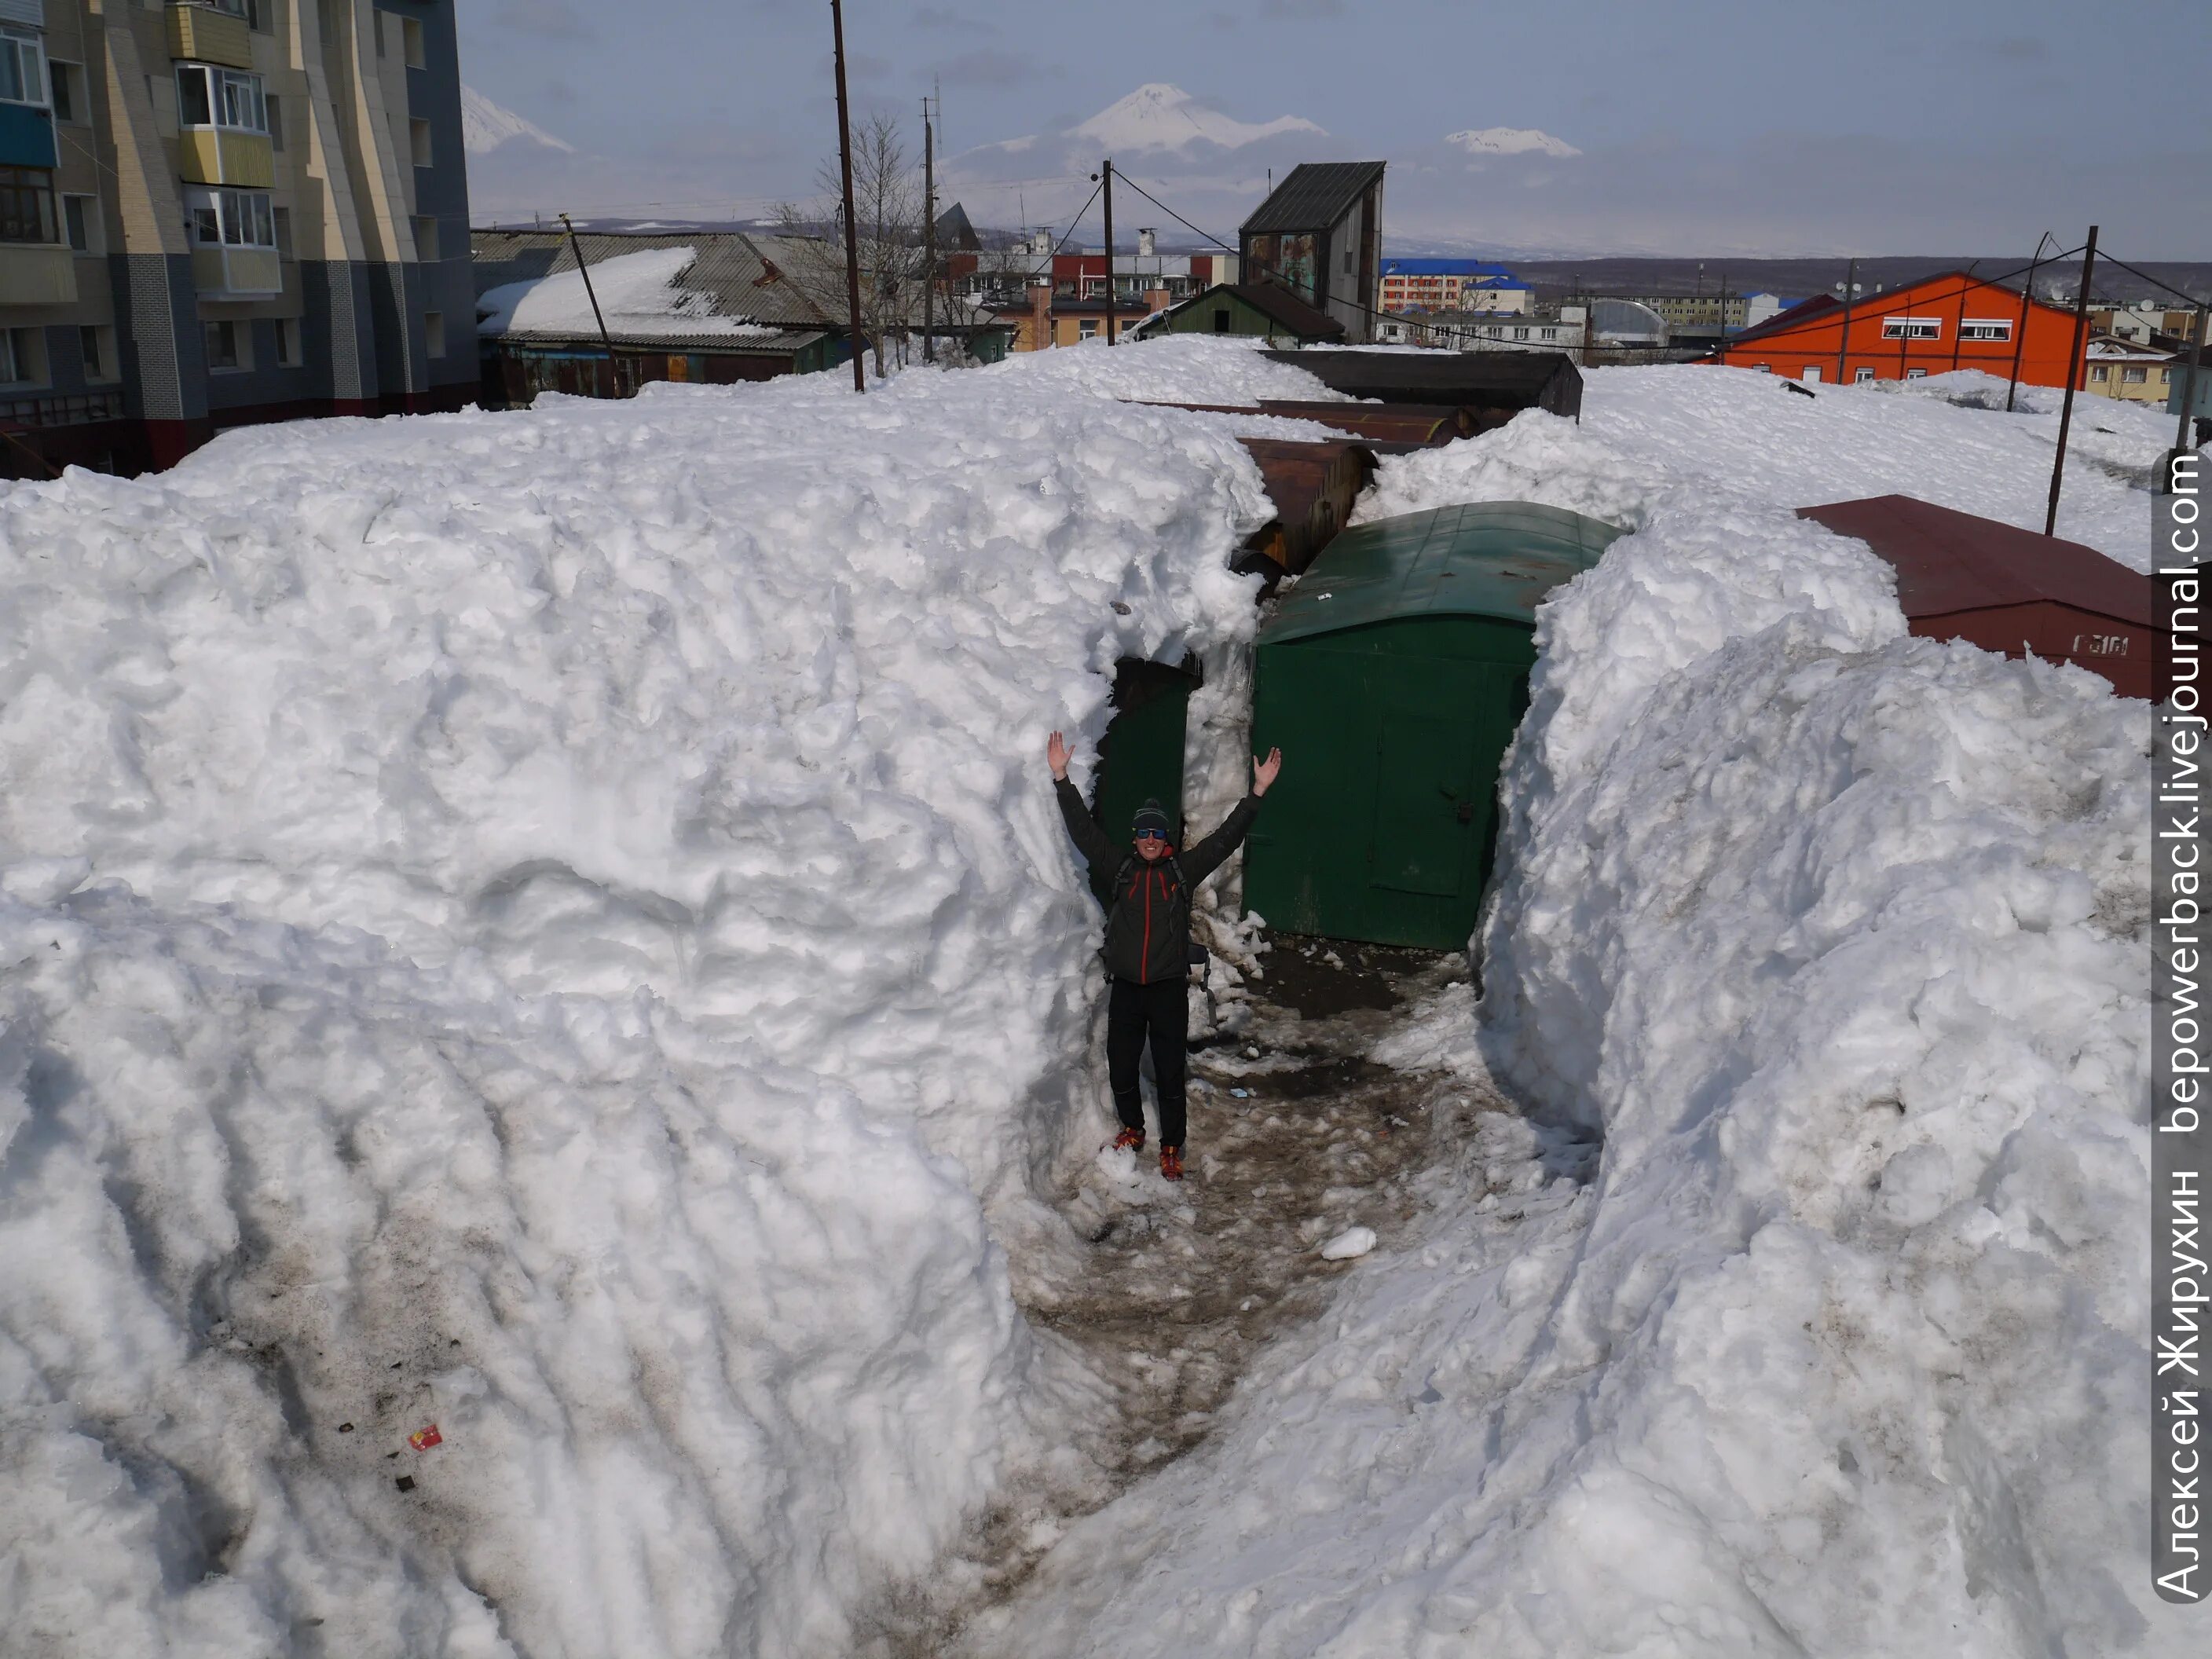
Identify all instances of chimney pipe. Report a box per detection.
[1137,227,1155,258]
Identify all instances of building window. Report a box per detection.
[203,319,251,372]
[1,326,48,387]
[1512,326,1529,340]
[177,64,268,133]
[2122,365,2148,383]
[62,193,100,253]
[0,165,57,244]
[1855,366,1877,384]
[273,205,291,257]
[275,316,302,366]
[1957,318,2012,341]
[1078,318,1097,339]
[185,185,276,248]
[0,27,46,108]
[1754,363,1771,372]
[412,215,437,259]
[266,93,282,151]
[1540,327,1557,341]
[49,60,83,123]
[2089,364,2109,381]
[79,324,117,382]
[1905,368,1928,379]
[410,118,432,167]
[424,310,445,357]
[403,16,427,70]
[1881,317,1941,340]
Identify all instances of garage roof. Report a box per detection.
[1796,494,2155,626]
[1258,500,1627,646]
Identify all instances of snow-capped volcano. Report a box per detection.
[461,85,574,156]
[1447,126,1581,159]
[1027,82,1324,156]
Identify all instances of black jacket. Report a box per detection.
[1055,776,1262,983]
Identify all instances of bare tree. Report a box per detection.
[775,112,927,378]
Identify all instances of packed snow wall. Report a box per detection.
[975,368,2179,1657]
[0,342,1331,1656]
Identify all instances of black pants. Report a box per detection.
[1107,976,1189,1148]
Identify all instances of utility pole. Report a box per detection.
[1101,157,1116,344]
[2172,302,2204,459]
[830,0,866,393]
[1834,257,1855,385]
[922,95,936,364]
[2006,233,2053,413]
[558,213,617,393]
[2045,225,2099,537]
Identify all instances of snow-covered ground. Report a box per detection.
[0,346,2183,1657]
[0,342,1335,1656]
[972,364,2180,1657]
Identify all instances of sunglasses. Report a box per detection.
[1134,830,1167,843]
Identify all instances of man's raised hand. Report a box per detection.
[1047,731,1071,782]
[1252,746,1283,796]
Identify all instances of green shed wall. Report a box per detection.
[1246,617,1533,950]
[1148,293,1298,342]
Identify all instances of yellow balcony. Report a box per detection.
[167,4,255,71]
[178,129,273,188]
[0,242,78,306]
[192,245,281,297]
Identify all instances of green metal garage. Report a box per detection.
[1243,500,1625,950]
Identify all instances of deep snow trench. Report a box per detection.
[870,942,1581,1656]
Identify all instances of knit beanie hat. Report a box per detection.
[1131,800,1172,840]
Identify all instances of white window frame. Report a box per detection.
[1855,366,1877,384]
[1957,318,2012,342]
[2089,364,2109,381]
[61,192,101,254]
[185,185,277,250]
[1904,368,1928,379]
[176,64,268,134]
[2122,364,2148,383]
[79,323,118,383]
[0,26,47,109]
[1881,317,1941,340]
[1,324,47,388]
[203,318,252,374]
[48,57,85,124]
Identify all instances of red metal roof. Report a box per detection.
[1796,495,2155,628]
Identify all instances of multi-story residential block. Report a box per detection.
[1375,258,1528,316]
[0,0,473,478]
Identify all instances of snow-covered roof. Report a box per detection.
[473,231,837,349]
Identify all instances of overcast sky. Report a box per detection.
[459,0,2210,259]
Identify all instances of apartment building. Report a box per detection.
[0,0,472,478]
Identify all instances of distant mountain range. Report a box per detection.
[461,86,573,156]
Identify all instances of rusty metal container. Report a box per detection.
[1797,494,2159,699]
[1233,438,1379,578]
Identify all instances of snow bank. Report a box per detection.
[972,334,1351,408]
[476,246,773,337]
[0,342,1295,1655]
[976,367,2177,1656]
[1358,361,2185,569]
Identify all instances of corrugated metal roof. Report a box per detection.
[1241,162,1386,236]
[1796,495,2156,628]
[1258,501,1626,646]
[471,229,837,337]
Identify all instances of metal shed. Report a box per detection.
[1245,501,1626,949]
[1262,349,1583,421]
[1232,438,1379,579]
[1796,495,2159,699]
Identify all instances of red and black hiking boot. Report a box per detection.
[1111,1126,1145,1153]
[1159,1145,1185,1182]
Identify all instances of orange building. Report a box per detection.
[1716,271,2090,388]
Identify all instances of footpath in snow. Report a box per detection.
[967,364,2185,1658]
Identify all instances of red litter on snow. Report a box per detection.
[408,1425,443,1452]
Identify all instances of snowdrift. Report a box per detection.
[976,367,2177,1656]
[0,342,1324,1655]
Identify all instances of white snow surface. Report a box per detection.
[976,368,2177,1655]
[459,85,574,156]
[0,342,1309,1656]
[1446,126,1583,159]
[476,247,775,340]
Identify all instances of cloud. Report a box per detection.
[490,1,590,39]
[930,49,1048,89]
[1446,127,1583,159]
